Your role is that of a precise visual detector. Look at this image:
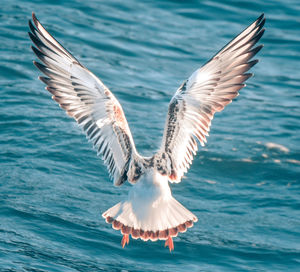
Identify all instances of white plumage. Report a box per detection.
[29,12,265,251]
[103,168,197,243]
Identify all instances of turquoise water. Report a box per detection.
[1,0,300,271]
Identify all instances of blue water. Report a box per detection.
[1,0,300,271]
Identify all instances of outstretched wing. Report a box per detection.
[159,14,265,183]
[29,13,138,186]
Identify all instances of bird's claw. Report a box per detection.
[121,234,129,248]
[164,236,174,252]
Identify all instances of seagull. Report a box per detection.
[28,12,265,251]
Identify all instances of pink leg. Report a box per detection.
[121,234,130,248]
[164,236,174,252]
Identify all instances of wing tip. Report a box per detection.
[33,60,45,72]
[255,13,265,28]
[30,44,37,53]
[251,44,264,56]
[32,12,38,25]
[39,76,49,85]
[45,86,53,92]
[246,72,254,80]
[248,59,259,67]
[28,31,38,46]
[31,12,40,30]
[28,19,33,30]
[31,45,41,58]
[257,13,265,22]
[260,18,266,28]
[27,31,32,40]
[259,28,266,37]
[257,44,264,49]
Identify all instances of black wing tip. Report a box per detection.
[257,18,266,33]
[258,28,266,40]
[33,60,46,73]
[251,28,265,46]
[32,12,37,23]
[38,76,50,84]
[257,13,265,21]
[256,13,265,25]
[242,72,253,80]
[33,60,41,67]
[28,31,35,42]
[255,14,266,31]
[31,44,39,54]
[28,18,37,34]
[252,44,264,55]
[31,12,41,30]
[31,45,48,63]
[33,60,40,69]
[249,59,259,67]
[28,19,33,29]
[260,17,266,26]
[33,60,43,75]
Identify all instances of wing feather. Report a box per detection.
[29,13,137,186]
[159,14,265,182]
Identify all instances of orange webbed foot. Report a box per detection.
[164,236,174,252]
[121,234,129,248]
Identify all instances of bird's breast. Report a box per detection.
[128,169,171,205]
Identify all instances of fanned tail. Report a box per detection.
[102,196,197,242]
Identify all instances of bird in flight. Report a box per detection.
[29,13,265,252]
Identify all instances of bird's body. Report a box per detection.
[103,155,197,246]
[28,12,265,251]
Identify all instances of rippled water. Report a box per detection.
[1,0,300,271]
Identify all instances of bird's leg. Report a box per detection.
[121,234,129,248]
[164,236,174,252]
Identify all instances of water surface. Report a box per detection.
[1,0,299,271]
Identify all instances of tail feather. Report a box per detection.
[102,196,197,241]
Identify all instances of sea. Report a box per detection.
[0,0,299,271]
